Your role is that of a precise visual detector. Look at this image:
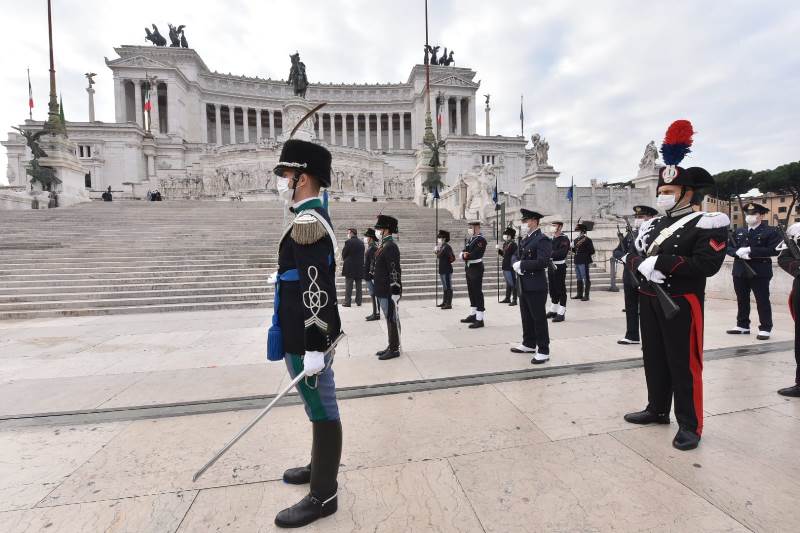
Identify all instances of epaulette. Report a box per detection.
[695,211,730,230]
[291,213,327,245]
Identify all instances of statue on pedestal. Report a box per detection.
[145,24,167,47]
[528,133,550,170]
[638,140,659,172]
[288,52,309,98]
[462,164,495,221]
[167,24,186,47]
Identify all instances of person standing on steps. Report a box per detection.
[725,202,781,340]
[547,220,570,322]
[341,228,364,307]
[461,220,488,328]
[436,229,456,310]
[776,222,800,397]
[497,226,518,306]
[269,139,342,528]
[373,215,402,360]
[613,205,658,345]
[571,222,595,301]
[363,228,380,322]
[622,119,728,452]
[510,209,553,363]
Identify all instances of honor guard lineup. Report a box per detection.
[251,120,799,529]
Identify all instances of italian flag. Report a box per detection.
[143,85,152,112]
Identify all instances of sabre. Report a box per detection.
[193,332,346,482]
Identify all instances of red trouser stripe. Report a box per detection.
[684,293,704,435]
[790,289,796,322]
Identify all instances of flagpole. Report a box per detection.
[568,176,574,298]
[435,189,439,306]
[27,68,33,120]
[520,94,524,137]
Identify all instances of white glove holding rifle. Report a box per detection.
[302,351,325,376]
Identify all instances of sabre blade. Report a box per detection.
[192,332,345,482]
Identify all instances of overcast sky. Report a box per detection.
[1,0,798,186]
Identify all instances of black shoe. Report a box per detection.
[509,301,517,306]
[461,315,477,323]
[623,410,670,425]
[274,493,337,528]
[672,428,700,451]
[468,320,484,329]
[365,314,381,321]
[581,295,589,301]
[375,347,389,356]
[500,298,511,304]
[440,303,452,310]
[342,303,351,308]
[530,350,550,364]
[726,328,750,335]
[378,350,400,360]
[778,384,800,397]
[617,338,640,345]
[552,314,565,323]
[283,464,311,485]
[546,311,556,319]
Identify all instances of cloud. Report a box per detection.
[2,0,798,187]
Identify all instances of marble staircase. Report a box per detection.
[0,201,611,318]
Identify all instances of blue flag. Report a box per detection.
[566,185,573,202]
[432,186,440,200]
[322,189,329,211]
[492,179,498,204]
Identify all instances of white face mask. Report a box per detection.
[745,214,759,226]
[276,177,294,203]
[656,194,677,211]
[503,235,510,241]
[376,229,384,239]
[363,237,369,245]
[437,238,444,245]
[633,218,644,229]
[550,226,559,234]
[467,228,475,237]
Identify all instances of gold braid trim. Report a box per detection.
[291,213,327,245]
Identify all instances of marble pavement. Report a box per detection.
[1,292,799,531]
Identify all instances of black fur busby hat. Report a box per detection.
[273,139,332,187]
[502,226,517,238]
[437,229,451,241]
[633,205,659,217]
[364,228,377,240]
[575,221,595,232]
[375,214,399,233]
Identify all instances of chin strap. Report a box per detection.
[666,186,693,217]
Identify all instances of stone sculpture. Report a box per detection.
[639,140,659,171]
[529,133,550,169]
[462,164,495,221]
[145,25,167,47]
[288,52,308,98]
[167,24,186,47]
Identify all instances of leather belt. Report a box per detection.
[467,259,483,266]
[552,260,566,265]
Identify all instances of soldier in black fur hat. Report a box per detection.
[436,229,456,310]
[461,220,488,327]
[269,139,342,528]
[373,214,402,359]
[547,220,570,321]
[363,228,381,321]
[571,222,595,301]
[497,226,518,306]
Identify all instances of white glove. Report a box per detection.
[391,293,401,305]
[620,253,629,264]
[302,351,325,376]
[637,256,665,283]
[495,244,502,250]
[736,247,751,260]
[435,245,439,252]
[267,271,279,285]
[512,260,522,274]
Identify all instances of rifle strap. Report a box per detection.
[647,212,704,256]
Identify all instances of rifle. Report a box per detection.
[777,224,800,260]
[728,231,757,279]
[626,225,680,320]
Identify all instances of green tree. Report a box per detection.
[712,169,753,219]
[754,161,800,228]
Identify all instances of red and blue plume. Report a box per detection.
[660,120,694,166]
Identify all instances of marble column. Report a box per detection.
[150,84,160,134]
[166,81,177,134]
[114,77,125,123]
[376,113,383,150]
[388,113,394,150]
[134,80,143,128]
[353,114,359,148]
[365,114,372,150]
[201,103,208,144]
[341,114,348,146]
[228,105,236,144]
[399,112,406,149]
[214,104,222,146]
[256,109,262,141]
[242,107,250,143]
[86,87,96,122]
[455,97,463,136]
[268,110,275,139]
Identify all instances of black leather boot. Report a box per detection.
[500,286,511,304]
[283,463,311,485]
[275,420,342,528]
[672,428,700,451]
[581,281,591,301]
[778,384,800,397]
[624,409,670,425]
[509,289,517,306]
[571,280,584,299]
[441,289,452,310]
[365,296,380,321]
